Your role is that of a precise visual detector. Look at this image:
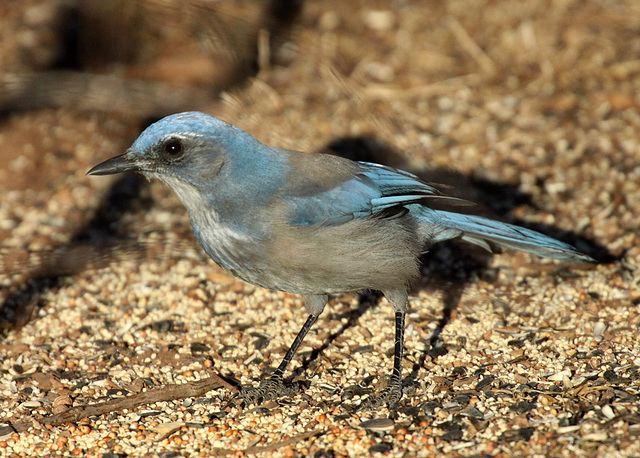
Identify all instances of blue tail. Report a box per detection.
[417,209,594,263]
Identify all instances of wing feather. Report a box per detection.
[284,160,468,226]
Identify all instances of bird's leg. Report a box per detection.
[388,310,406,400]
[358,289,409,410]
[240,313,319,404]
[359,310,406,409]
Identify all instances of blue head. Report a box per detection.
[87,112,285,208]
[88,112,251,180]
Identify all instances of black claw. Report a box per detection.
[237,377,303,406]
[357,379,404,410]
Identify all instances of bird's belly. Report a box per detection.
[193,224,303,292]
[262,217,423,295]
[193,216,422,295]
[204,242,319,293]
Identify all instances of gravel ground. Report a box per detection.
[1,0,639,456]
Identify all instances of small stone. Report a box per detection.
[153,422,185,441]
[601,405,615,420]
[557,425,581,434]
[359,418,395,431]
[582,432,608,441]
[549,369,572,382]
[21,401,42,409]
[362,10,394,31]
[593,322,606,341]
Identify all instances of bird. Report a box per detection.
[87,111,594,408]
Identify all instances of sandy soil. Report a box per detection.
[1,0,639,456]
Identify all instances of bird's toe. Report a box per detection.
[357,378,404,410]
[239,376,302,406]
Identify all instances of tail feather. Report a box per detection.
[421,210,594,263]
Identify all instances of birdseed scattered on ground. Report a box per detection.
[1,0,639,456]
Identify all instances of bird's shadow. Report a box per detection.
[0,0,303,334]
[0,173,151,337]
[281,135,614,396]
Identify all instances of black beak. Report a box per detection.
[87,151,140,176]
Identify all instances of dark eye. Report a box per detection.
[164,139,183,156]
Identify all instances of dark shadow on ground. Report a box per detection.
[321,135,614,402]
[0,174,150,336]
[0,0,305,335]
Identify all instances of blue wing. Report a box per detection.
[285,162,459,226]
[282,159,593,263]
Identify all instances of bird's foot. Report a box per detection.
[358,377,403,410]
[238,376,302,406]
